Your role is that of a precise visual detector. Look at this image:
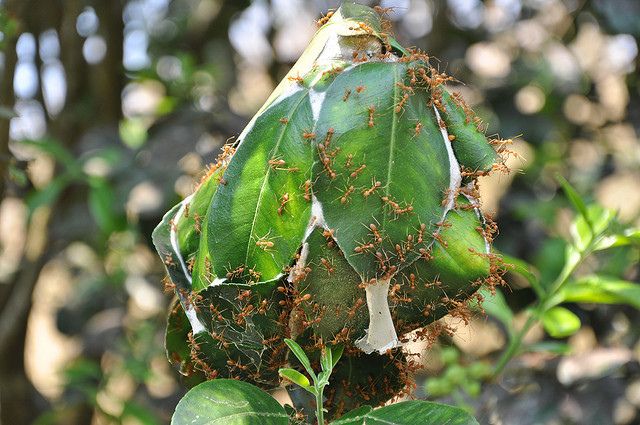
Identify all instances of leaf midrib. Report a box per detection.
[201,410,289,424]
[244,90,310,267]
[382,66,401,228]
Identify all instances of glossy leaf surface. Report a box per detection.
[208,89,314,283]
[393,197,490,327]
[171,379,288,425]
[439,90,499,172]
[313,61,451,280]
[333,400,479,425]
[152,3,502,415]
[542,306,581,338]
[558,275,640,310]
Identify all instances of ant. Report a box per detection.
[414,121,423,137]
[350,164,366,179]
[340,185,355,204]
[277,193,290,215]
[288,74,304,84]
[320,257,335,275]
[255,230,277,251]
[303,179,312,201]
[395,93,410,113]
[362,180,381,198]
[354,242,375,254]
[369,223,383,244]
[316,10,334,27]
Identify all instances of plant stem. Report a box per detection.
[315,387,324,425]
[492,244,592,378]
[492,314,536,377]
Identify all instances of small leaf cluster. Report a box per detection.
[424,347,491,399]
[279,339,344,424]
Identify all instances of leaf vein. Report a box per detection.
[244,90,310,267]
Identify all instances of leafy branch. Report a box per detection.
[490,175,640,377]
[279,339,344,425]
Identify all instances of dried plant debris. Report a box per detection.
[153,2,509,414]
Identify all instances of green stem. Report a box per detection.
[492,243,593,378]
[315,387,324,425]
[492,314,536,377]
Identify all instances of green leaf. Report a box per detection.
[122,401,159,425]
[439,90,499,172]
[498,252,543,297]
[294,228,369,341]
[278,368,311,389]
[474,287,514,336]
[542,306,581,338]
[321,346,333,373]
[63,359,102,384]
[337,2,385,33]
[534,237,568,289]
[26,173,74,213]
[8,163,28,187]
[556,174,592,232]
[332,400,478,425]
[325,351,408,418]
[19,138,80,174]
[165,299,206,386]
[170,282,287,388]
[570,212,593,251]
[208,89,314,283]
[585,204,616,235]
[333,406,373,422]
[550,244,582,292]
[171,379,289,425]
[625,228,640,239]
[178,169,224,259]
[284,339,315,379]
[558,275,640,310]
[393,197,491,326]
[593,228,640,251]
[330,344,344,369]
[88,177,121,234]
[182,168,225,292]
[152,202,192,293]
[317,370,331,386]
[313,61,451,279]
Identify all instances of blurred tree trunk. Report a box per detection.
[93,0,125,124]
[49,0,88,145]
[0,2,47,422]
[419,0,462,58]
[183,0,250,94]
[0,0,124,423]
[0,3,18,201]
